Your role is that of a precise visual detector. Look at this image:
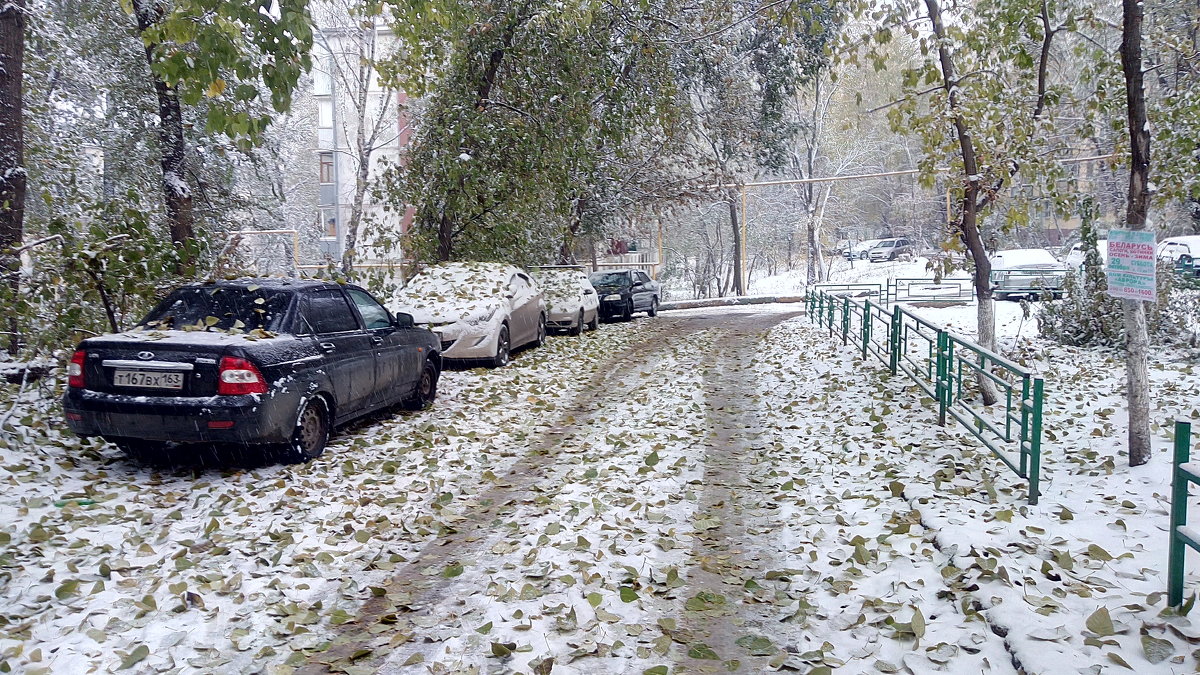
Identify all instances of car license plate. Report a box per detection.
[113,369,184,390]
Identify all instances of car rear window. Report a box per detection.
[140,286,294,332]
[589,272,630,286]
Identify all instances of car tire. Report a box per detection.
[286,397,330,462]
[621,300,633,322]
[534,314,547,347]
[403,358,439,410]
[996,293,1009,301]
[647,297,659,317]
[587,312,599,331]
[569,310,583,336]
[492,324,511,367]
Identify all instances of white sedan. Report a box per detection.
[534,267,600,335]
[393,262,546,367]
[989,248,1068,300]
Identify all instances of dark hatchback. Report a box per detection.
[63,279,441,463]
[588,269,662,321]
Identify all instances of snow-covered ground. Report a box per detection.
[2,261,1199,673]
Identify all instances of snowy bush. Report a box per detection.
[1039,217,1199,347]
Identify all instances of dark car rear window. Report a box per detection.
[140,286,294,332]
[589,272,630,287]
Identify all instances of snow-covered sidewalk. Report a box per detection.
[2,304,1199,673]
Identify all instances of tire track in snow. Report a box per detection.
[301,314,727,673]
[674,311,803,671]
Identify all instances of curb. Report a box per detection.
[659,295,806,311]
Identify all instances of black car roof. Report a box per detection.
[181,277,340,292]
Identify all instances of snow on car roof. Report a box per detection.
[392,262,521,321]
[990,248,1060,268]
[1160,235,1200,250]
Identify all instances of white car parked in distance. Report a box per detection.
[392,262,546,367]
[990,248,1068,300]
[1158,236,1200,264]
[533,267,600,335]
[1064,239,1109,268]
[844,239,885,260]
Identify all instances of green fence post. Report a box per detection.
[1027,377,1044,506]
[936,331,949,426]
[888,308,901,375]
[842,297,851,345]
[827,297,835,335]
[862,300,872,358]
[1169,420,1193,607]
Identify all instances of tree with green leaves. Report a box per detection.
[851,0,1085,402]
[375,0,684,267]
[125,0,314,272]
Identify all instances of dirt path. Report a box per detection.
[673,312,800,672]
[303,312,773,673]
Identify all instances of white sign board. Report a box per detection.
[1106,229,1157,301]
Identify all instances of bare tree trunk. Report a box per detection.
[437,212,454,261]
[925,0,998,404]
[342,159,370,275]
[1120,0,1152,466]
[133,1,195,275]
[0,0,26,355]
[728,197,744,295]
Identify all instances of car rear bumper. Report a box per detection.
[598,298,630,316]
[63,388,296,444]
[547,309,581,330]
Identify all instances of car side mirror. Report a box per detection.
[583,288,595,295]
[393,312,415,329]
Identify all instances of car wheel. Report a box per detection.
[287,397,330,462]
[588,311,600,331]
[647,297,659,317]
[403,358,440,410]
[535,314,547,346]
[492,324,511,367]
[569,310,583,336]
[995,293,1009,301]
[621,300,633,321]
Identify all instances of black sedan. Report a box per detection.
[63,278,441,463]
[588,269,662,321]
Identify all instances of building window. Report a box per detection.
[320,208,337,240]
[318,99,333,128]
[319,153,334,184]
[314,56,332,96]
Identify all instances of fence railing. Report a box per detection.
[813,278,974,307]
[888,278,975,304]
[807,287,1046,505]
[1169,420,1198,607]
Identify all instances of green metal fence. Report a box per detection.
[1169,419,1198,607]
[807,287,1046,505]
[887,278,974,304]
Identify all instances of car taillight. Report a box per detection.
[68,350,86,388]
[217,356,267,395]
